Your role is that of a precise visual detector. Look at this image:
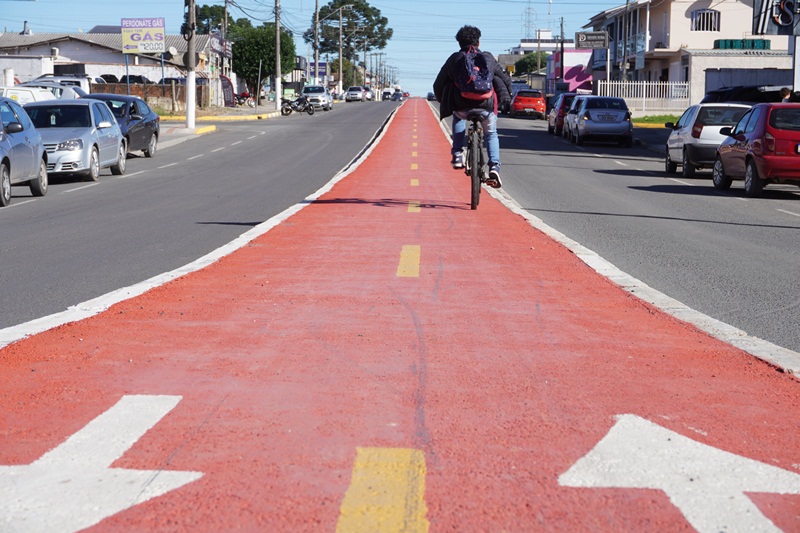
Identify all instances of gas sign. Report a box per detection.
[121,18,166,54]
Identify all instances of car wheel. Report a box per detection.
[665,149,678,173]
[682,149,696,177]
[712,157,732,190]
[144,133,158,158]
[744,160,765,197]
[111,143,127,175]
[0,163,11,207]
[29,158,48,197]
[83,147,100,182]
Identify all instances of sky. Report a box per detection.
[0,0,617,96]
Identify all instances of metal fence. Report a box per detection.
[597,81,690,116]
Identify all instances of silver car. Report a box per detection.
[573,96,634,147]
[345,86,365,102]
[24,99,126,181]
[562,95,591,142]
[0,97,48,207]
[665,103,751,177]
[301,85,333,111]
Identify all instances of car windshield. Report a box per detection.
[304,87,324,93]
[517,91,542,98]
[100,99,128,118]
[769,108,800,131]
[347,87,361,91]
[27,106,91,128]
[696,106,749,126]
[586,99,628,110]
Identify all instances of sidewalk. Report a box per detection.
[2,100,798,530]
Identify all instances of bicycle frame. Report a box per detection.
[464,114,486,210]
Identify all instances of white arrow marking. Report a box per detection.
[0,395,202,532]
[559,414,800,532]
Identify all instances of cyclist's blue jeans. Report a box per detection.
[452,109,500,168]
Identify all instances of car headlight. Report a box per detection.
[56,139,84,151]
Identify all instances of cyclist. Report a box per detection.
[433,25,512,188]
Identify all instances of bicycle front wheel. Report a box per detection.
[469,131,481,210]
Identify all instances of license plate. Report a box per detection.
[598,114,614,121]
[525,108,534,112]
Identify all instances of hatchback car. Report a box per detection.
[572,96,633,147]
[509,89,546,119]
[547,92,577,135]
[665,103,750,177]
[562,95,592,142]
[0,97,48,206]
[24,99,126,181]
[345,86,365,102]
[301,85,333,111]
[712,103,800,197]
[86,94,160,157]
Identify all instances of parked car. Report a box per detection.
[0,86,57,104]
[0,96,48,207]
[85,94,160,157]
[19,81,87,100]
[427,92,436,101]
[572,96,633,146]
[547,92,576,135]
[119,75,154,85]
[712,103,800,197]
[509,89,546,119]
[99,74,119,83]
[345,86,365,102]
[24,99,126,181]
[159,77,186,86]
[382,88,393,101]
[29,73,92,92]
[665,103,751,177]
[562,94,592,141]
[364,87,375,101]
[701,85,785,104]
[302,85,333,111]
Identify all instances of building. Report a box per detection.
[583,0,792,104]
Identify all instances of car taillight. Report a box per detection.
[764,131,775,153]
[691,122,703,139]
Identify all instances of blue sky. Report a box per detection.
[1,0,615,96]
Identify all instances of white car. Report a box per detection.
[345,86,365,102]
[24,99,126,181]
[301,85,333,111]
[665,103,751,177]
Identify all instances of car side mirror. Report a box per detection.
[5,122,23,133]
[97,120,114,129]
[665,122,675,129]
[719,126,733,136]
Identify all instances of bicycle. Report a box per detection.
[463,113,487,210]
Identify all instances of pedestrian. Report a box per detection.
[780,87,791,102]
[433,25,512,188]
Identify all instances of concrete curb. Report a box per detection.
[160,111,281,122]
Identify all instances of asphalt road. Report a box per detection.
[495,114,800,353]
[0,101,399,329]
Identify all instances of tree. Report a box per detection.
[231,24,296,93]
[514,52,549,75]
[330,57,358,88]
[191,4,252,35]
[303,0,392,65]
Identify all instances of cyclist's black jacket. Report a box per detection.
[433,48,512,120]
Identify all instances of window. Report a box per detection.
[691,9,720,32]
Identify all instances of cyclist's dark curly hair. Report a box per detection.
[456,25,481,50]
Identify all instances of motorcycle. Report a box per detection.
[280,95,315,116]
[236,91,255,108]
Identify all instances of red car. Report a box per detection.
[713,103,800,197]
[509,89,546,119]
[547,92,577,135]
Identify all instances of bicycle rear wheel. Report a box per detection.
[469,130,481,210]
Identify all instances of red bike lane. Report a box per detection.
[1,100,799,532]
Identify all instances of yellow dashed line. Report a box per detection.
[412,151,418,157]
[396,245,421,277]
[337,447,429,533]
[412,142,418,147]
[410,163,418,170]
[410,178,419,187]
[408,200,421,212]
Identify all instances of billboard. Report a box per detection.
[753,0,800,35]
[121,18,166,54]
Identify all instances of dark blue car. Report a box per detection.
[87,94,160,157]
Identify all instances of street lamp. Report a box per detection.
[313,3,353,90]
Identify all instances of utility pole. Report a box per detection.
[338,8,344,96]
[559,17,565,82]
[275,0,282,103]
[313,0,319,84]
[622,0,630,80]
[184,0,197,129]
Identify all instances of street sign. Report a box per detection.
[575,31,609,49]
[121,18,166,54]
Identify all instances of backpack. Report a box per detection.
[456,46,494,101]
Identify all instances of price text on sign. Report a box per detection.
[121,18,165,54]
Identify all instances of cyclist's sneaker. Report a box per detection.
[451,152,464,169]
[486,165,502,188]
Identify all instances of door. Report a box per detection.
[92,102,118,165]
[0,101,34,181]
[667,106,695,163]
